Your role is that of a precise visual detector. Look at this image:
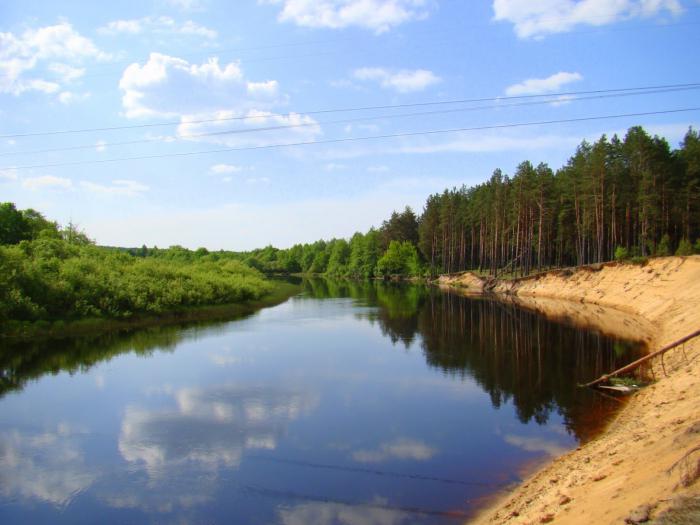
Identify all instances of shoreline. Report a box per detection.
[0,281,301,341]
[442,256,700,524]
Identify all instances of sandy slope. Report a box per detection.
[444,256,700,525]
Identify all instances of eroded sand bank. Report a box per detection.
[442,256,700,524]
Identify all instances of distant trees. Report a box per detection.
[223,126,699,279]
[3,125,697,293]
[416,126,700,276]
[0,203,59,245]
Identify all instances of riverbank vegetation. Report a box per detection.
[3,124,699,327]
[0,203,272,329]
[240,125,700,277]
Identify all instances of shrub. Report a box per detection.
[676,238,694,256]
[614,246,630,261]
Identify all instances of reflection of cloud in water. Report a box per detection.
[503,434,569,457]
[120,385,318,475]
[0,424,95,506]
[280,500,416,525]
[105,384,318,513]
[352,438,436,464]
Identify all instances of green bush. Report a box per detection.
[614,246,630,260]
[656,234,672,256]
[0,238,271,323]
[676,238,694,256]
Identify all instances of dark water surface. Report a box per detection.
[0,281,644,524]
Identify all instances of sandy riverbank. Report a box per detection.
[442,256,700,524]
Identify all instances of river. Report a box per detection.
[0,280,644,524]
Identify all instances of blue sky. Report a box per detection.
[1,0,699,250]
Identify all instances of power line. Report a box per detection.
[2,81,699,140]
[1,86,696,158]
[4,107,698,171]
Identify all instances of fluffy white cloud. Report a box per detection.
[0,22,109,96]
[263,0,432,33]
[493,0,683,39]
[118,53,284,119]
[353,67,441,93]
[80,179,149,197]
[505,71,582,96]
[99,16,217,39]
[119,53,321,147]
[22,175,73,190]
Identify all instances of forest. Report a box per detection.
[2,124,699,326]
[240,125,700,277]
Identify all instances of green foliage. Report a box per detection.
[0,203,59,245]
[614,246,630,261]
[676,238,694,256]
[656,234,672,256]
[0,236,271,324]
[376,241,422,277]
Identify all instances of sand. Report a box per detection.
[442,256,700,525]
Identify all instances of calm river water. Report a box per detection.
[0,280,643,524]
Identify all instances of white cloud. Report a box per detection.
[80,179,149,197]
[352,438,436,463]
[324,162,347,171]
[353,67,441,93]
[263,0,433,33]
[368,165,390,173]
[177,109,321,148]
[48,62,85,82]
[99,16,217,39]
[22,175,72,190]
[119,53,243,119]
[0,22,110,96]
[95,140,107,152]
[505,71,582,96]
[493,0,683,39]
[118,53,321,148]
[210,163,243,174]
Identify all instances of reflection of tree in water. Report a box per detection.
[418,290,643,441]
[0,321,232,398]
[303,279,426,347]
[304,280,643,442]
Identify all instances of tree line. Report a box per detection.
[242,125,700,277]
[0,203,272,326]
